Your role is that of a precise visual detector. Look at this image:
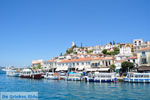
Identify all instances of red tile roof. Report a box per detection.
[138,47,150,51]
[128,56,137,59]
[48,60,56,62]
[59,57,91,63]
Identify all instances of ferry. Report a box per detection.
[85,72,117,82]
[44,72,60,80]
[6,70,20,77]
[20,69,43,79]
[123,72,150,83]
[66,72,82,81]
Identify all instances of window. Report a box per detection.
[95,63,98,67]
[135,41,137,45]
[142,58,147,64]
[87,62,90,65]
[82,62,84,65]
[133,59,135,63]
[139,41,141,46]
[142,52,146,58]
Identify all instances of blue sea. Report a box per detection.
[0,70,150,100]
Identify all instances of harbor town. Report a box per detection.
[1,0,150,99]
[2,39,150,83]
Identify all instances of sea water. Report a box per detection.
[0,70,150,100]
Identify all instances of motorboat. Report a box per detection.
[123,72,150,83]
[20,69,42,79]
[6,70,20,77]
[85,72,117,82]
[65,72,82,81]
[44,72,60,80]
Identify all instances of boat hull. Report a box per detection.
[7,73,20,77]
[20,74,42,79]
[85,78,117,83]
[66,77,81,81]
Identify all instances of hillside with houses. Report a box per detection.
[32,39,150,74]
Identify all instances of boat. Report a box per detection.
[59,72,67,80]
[65,72,82,81]
[44,72,60,80]
[123,72,150,83]
[85,72,117,82]
[6,70,20,77]
[2,66,15,72]
[20,69,42,79]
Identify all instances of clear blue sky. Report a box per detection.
[0,0,149,67]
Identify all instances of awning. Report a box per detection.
[62,66,68,71]
[56,67,68,71]
[78,66,84,70]
[138,66,150,71]
[86,68,98,72]
[55,67,61,71]
[97,68,110,71]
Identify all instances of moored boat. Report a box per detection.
[44,72,60,80]
[123,72,150,83]
[59,72,67,80]
[65,72,82,81]
[6,70,20,77]
[20,69,42,79]
[85,72,117,82]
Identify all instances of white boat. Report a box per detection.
[66,72,82,81]
[2,66,15,72]
[123,72,150,83]
[44,72,60,80]
[85,72,117,82]
[20,69,43,79]
[6,70,20,77]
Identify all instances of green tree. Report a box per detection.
[87,50,93,54]
[37,64,41,69]
[60,52,63,56]
[113,47,120,55]
[107,51,113,55]
[74,52,77,54]
[113,41,115,45]
[110,64,116,72]
[81,42,83,48]
[102,49,107,54]
[121,61,135,72]
[110,42,112,45]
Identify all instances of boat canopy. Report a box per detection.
[69,72,81,75]
[97,68,110,71]
[22,69,32,72]
[56,67,68,71]
[86,68,98,72]
[86,68,110,72]
[75,66,84,70]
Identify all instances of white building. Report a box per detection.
[137,47,150,66]
[120,46,132,56]
[93,49,101,54]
